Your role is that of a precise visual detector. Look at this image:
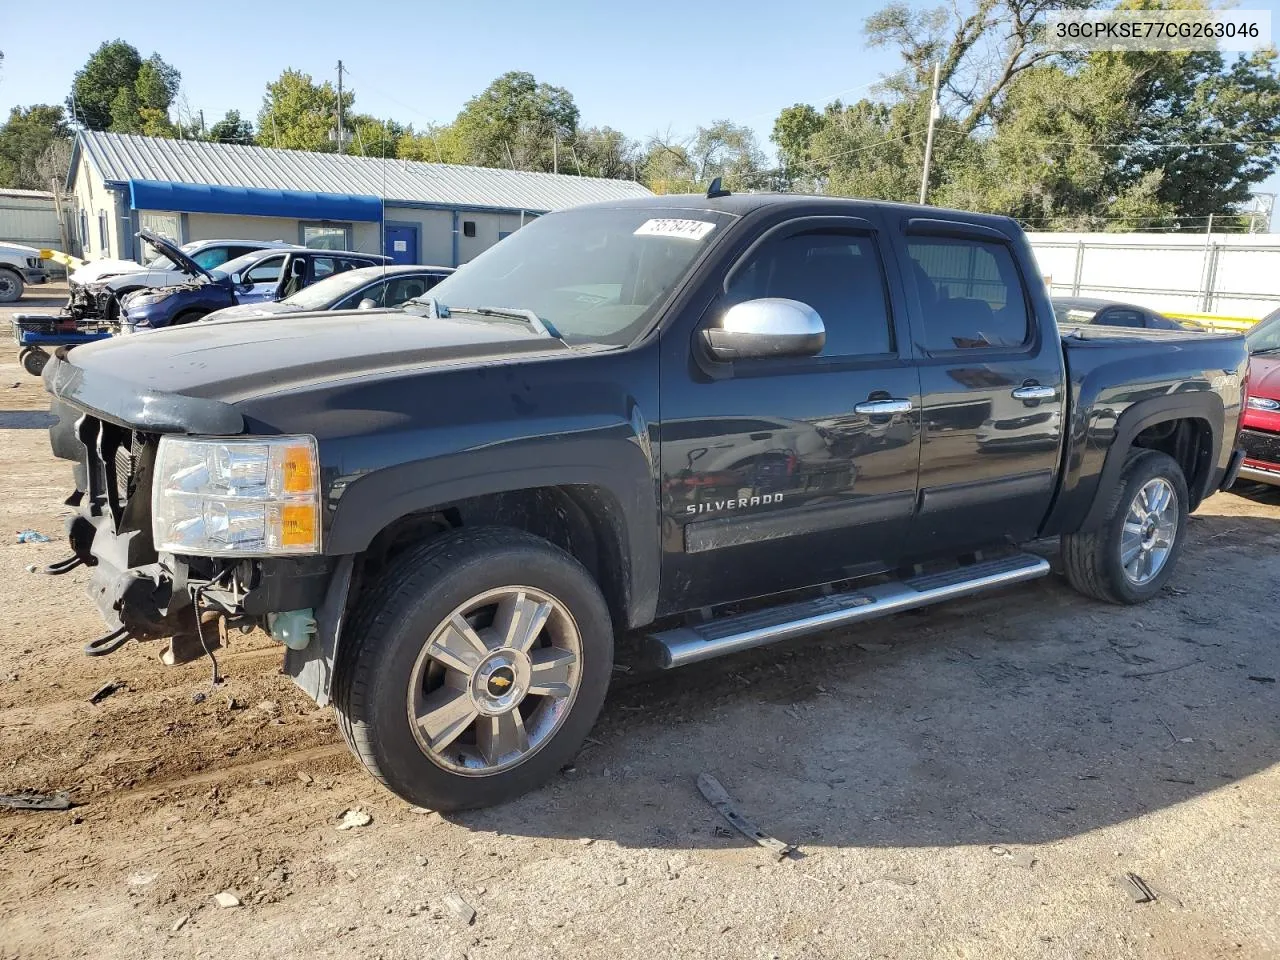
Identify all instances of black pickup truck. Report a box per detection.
[40,190,1248,810]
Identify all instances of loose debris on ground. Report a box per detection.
[1123,873,1158,904]
[696,772,795,860]
[336,809,372,830]
[0,790,72,811]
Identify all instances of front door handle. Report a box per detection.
[854,398,914,415]
[1011,384,1057,401]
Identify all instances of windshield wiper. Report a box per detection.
[404,295,449,318]
[448,305,562,340]
[1251,345,1280,355]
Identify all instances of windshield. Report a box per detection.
[144,239,199,270]
[411,207,735,346]
[1247,307,1280,353]
[283,268,380,310]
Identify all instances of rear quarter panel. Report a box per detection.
[1041,327,1248,536]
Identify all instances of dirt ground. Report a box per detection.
[0,286,1277,960]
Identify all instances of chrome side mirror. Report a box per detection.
[357,298,377,310]
[702,298,826,361]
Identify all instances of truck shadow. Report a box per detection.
[0,410,56,429]
[460,511,1280,853]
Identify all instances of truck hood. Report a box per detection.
[136,229,212,281]
[1,241,42,258]
[70,257,145,285]
[53,309,568,412]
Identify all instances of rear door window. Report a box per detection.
[385,275,435,307]
[906,237,1030,351]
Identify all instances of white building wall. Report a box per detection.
[71,159,118,260]
[1028,231,1280,318]
[382,207,455,265]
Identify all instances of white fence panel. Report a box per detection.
[1028,232,1280,318]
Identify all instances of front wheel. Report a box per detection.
[334,528,613,810]
[0,270,23,303]
[1061,449,1188,604]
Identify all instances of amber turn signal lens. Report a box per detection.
[281,444,316,494]
[279,504,318,548]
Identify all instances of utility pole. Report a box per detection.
[1199,213,1215,312]
[552,129,558,175]
[918,60,942,205]
[198,110,205,137]
[336,60,346,155]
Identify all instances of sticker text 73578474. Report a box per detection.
[633,219,717,241]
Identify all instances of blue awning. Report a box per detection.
[128,179,383,222]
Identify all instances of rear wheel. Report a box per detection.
[0,269,23,303]
[334,528,613,810]
[1061,449,1188,604]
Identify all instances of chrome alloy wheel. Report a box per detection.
[1120,477,1179,585]
[407,586,582,776]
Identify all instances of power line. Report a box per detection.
[934,128,1280,150]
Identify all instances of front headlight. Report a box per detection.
[1247,396,1280,412]
[152,436,321,556]
[127,291,170,308]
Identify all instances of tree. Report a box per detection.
[0,105,71,189]
[640,122,767,193]
[641,133,697,193]
[449,71,579,171]
[257,69,352,152]
[775,0,1280,229]
[346,115,406,158]
[208,109,254,145]
[864,0,1085,134]
[569,126,640,179]
[690,121,768,190]
[396,124,467,164]
[68,41,180,134]
[772,104,825,174]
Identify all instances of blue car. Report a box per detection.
[119,237,390,333]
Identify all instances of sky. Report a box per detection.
[3,0,1280,217]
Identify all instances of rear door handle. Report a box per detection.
[854,399,914,415]
[1011,384,1057,401]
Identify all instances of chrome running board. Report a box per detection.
[650,552,1050,668]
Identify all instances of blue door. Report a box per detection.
[385,225,418,265]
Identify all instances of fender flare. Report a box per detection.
[323,436,660,626]
[1078,392,1223,533]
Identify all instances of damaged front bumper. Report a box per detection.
[42,351,352,703]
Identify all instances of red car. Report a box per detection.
[1240,307,1280,485]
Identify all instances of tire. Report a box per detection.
[106,290,136,324]
[1061,449,1189,604]
[334,527,614,811]
[0,269,23,303]
[21,348,48,377]
[171,310,209,326]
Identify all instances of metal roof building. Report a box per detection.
[67,131,651,267]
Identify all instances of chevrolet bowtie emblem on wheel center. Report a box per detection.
[487,667,516,695]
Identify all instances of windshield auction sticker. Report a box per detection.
[1046,9,1270,52]
[634,219,717,241]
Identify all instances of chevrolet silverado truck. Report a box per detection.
[40,190,1248,811]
